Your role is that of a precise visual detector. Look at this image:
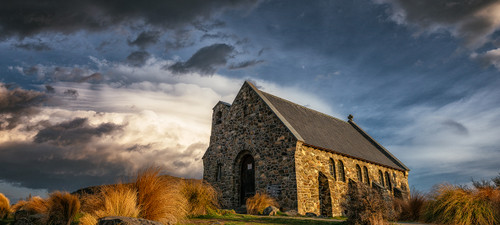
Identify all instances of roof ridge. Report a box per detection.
[259,90,348,124]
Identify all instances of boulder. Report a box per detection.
[98,216,163,225]
[262,206,279,216]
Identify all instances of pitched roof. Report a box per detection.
[246,81,409,171]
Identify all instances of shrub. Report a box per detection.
[79,183,140,225]
[0,193,10,219]
[341,181,392,225]
[246,192,279,215]
[181,179,219,216]
[394,190,427,222]
[46,191,81,225]
[423,184,499,225]
[134,166,187,224]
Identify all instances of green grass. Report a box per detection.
[0,218,14,225]
[188,213,345,225]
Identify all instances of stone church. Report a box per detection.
[203,81,409,216]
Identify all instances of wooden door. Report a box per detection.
[240,155,255,205]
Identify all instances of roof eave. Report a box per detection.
[348,120,410,171]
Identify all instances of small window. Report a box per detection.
[215,111,222,124]
[216,163,222,181]
[329,158,336,181]
[338,160,346,182]
[385,172,392,190]
[363,166,370,185]
[401,183,408,191]
[356,165,362,183]
[379,170,384,186]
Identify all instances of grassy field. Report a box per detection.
[186,213,346,225]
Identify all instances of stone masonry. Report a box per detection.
[203,81,410,216]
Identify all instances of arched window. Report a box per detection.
[338,160,346,182]
[385,171,392,190]
[329,158,336,181]
[356,165,362,183]
[379,170,384,186]
[363,166,370,185]
[215,111,222,124]
[216,163,222,181]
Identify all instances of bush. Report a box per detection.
[341,181,392,225]
[134,166,187,224]
[0,193,10,219]
[181,179,220,216]
[79,183,140,225]
[423,184,500,225]
[246,193,279,215]
[46,191,81,225]
[393,190,427,222]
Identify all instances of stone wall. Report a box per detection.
[295,142,409,216]
[203,82,299,210]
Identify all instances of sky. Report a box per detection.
[0,0,499,202]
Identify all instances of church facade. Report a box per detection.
[203,81,409,216]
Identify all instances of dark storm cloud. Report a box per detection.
[0,139,207,193]
[164,29,196,51]
[0,142,132,192]
[0,84,46,130]
[13,42,51,51]
[167,43,234,75]
[63,89,79,99]
[34,117,122,146]
[228,59,264,70]
[441,119,469,136]
[128,31,162,49]
[78,73,103,83]
[0,0,259,39]
[0,83,47,130]
[0,84,45,113]
[126,50,151,67]
[192,20,226,32]
[377,0,500,48]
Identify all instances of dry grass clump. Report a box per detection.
[394,191,427,222]
[79,183,140,225]
[0,193,10,219]
[11,195,49,215]
[341,182,392,225]
[46,191,80,225]
[246,192,279,215]
[423,184,500,225]
[181,179,219,216]
[134,167,187,224]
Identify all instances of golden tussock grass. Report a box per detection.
[0,193,10,219]
[46,191,80,225]
[134,166,187,224]
[423,184,500,225]
[79,183,140,225]
[181,179,219,216]
[394,191,427,222]
[246,192,278,215]
[11,195,49,215]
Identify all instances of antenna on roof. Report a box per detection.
[348,114,354,121]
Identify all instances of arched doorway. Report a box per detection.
[318,172,332,217]
[240,154,255,205]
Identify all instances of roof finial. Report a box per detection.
[348,114,354,121]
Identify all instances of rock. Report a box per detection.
[305,212,317,217]
[262,206,279,216]
[284,209,298,216]
[98,216,163,225]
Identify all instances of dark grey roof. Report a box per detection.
[246,81,408,171]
